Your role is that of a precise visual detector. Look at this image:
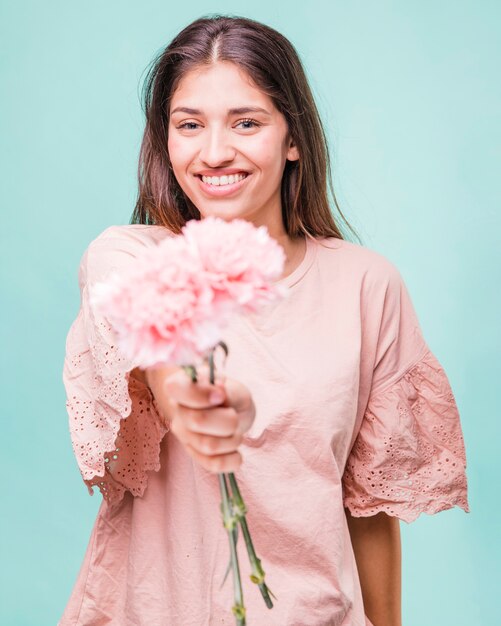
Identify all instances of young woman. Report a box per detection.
[59,15,470,626]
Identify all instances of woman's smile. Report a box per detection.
[195,172,251,197]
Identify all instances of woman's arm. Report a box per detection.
[345,509,402,626]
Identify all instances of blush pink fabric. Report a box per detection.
[59,225,470,625]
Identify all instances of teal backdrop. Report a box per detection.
[1,1,498,624]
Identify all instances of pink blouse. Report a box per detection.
[59,224,470,625]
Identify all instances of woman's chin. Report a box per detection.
[198,208,246,222]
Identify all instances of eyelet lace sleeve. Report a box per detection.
[342,348,470,523]
[62,226,170,508]
[343,260,470,523]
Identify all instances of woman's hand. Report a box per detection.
[144,364,255,473]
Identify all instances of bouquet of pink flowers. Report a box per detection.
[89,216,288,625]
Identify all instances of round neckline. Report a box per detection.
[274,236,317,288]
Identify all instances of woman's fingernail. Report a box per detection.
[210,390,224,404]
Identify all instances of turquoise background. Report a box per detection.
[1,1,498,624]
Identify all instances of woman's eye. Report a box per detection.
[176,118,260,130]
[177,122,199,130]
[236,118,260,129]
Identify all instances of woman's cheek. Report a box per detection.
[167,133,195,167]
[249,133,283,170]
[167,134,182,160]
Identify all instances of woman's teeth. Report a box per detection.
[201,173,247,186]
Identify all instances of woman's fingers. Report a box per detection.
[182,406,239,437]
[222,377,256,436]
[171,408,241,449]
[162,367,255,473]
[185,443,242,474]
[163,367,226,410]
[188,429,244,457]
[170,412,243,473]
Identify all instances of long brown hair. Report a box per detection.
[130,14,361,244]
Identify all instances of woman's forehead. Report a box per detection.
[170,62,270,108]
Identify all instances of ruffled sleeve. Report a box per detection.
[342,262,470,523]
[62,225,170,508]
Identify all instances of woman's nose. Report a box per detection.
[198,127,236,165]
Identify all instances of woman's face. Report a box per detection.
[168,61,299,234]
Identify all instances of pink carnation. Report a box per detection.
[89,217,287,369]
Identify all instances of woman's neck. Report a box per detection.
[276,235,306,280]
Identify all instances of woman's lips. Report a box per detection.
[195,174,250,197]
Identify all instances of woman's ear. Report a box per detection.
[284,130,299,162]
[286,139,299,162]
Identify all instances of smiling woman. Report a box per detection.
[131,16,357,247]
[167,61,299,224]
[60,13,469,626]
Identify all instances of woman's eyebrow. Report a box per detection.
[170,106,271,116]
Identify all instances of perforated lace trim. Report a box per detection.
[65,322,170,508]
[342,349,470,523]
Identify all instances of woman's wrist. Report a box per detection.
[144,366,178,426]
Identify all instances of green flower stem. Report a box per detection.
[182,341,276,623]
[219,473,246,625]
[228,473,276,609]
